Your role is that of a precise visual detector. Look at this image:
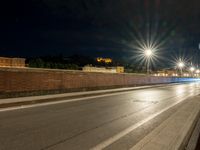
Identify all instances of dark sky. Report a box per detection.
[1,0,200,63]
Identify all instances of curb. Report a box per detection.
[186,116,200,150]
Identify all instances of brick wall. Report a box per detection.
[0,68,192,98]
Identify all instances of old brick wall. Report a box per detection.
[0,68,189,97]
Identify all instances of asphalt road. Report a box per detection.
[0,82,200,150]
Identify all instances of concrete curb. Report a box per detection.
[186,116,200,150]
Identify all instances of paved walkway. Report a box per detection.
[130,96,200,150]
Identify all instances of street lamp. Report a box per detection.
[144,49,153,57]
[190,67,195,72]
[196,69,200,77]
[177,62,184,76]
[144,49,153,74]
[190,67,195,77]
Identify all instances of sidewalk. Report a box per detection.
[130,96,200,150]
[0,83,178,108]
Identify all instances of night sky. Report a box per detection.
[1,0,200,65]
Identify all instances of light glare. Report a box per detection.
[190,67,195,72]
[144,49,153,57]
[178,62,184,68]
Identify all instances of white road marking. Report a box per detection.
[0,84,180,112]
[90,96,191,150]
[0,92,132,112]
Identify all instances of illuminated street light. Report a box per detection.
[190,67,195,77]
[196,69,200,77]
[144,49,153,57]
[178,62,184,68]
[190,67,195,72]
[134,40,159,75]
[144,48,153,74]
[177,62,185,76]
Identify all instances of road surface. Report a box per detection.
[0,82,200,150]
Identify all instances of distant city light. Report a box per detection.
[172,73,178,77]
[196,69,200,74]
[190,67,195,72]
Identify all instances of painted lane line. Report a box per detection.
[0,84,198,113]
[0,84,185,112]
[90,98,189,150]
[0,88,159,112]
[0,83,179,105]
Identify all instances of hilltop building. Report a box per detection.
[96,57,112,63]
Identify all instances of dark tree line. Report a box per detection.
[27,55,122,69]
[27,55,81,70]
[27,54,149,73]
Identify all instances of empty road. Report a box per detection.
[0,82,200,150]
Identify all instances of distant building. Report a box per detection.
[96,57,112,63]
[155,69,177,76]
[154,69,190,77]
[116,66,124,73]
[82,66,124,73]
[0,57,26,68]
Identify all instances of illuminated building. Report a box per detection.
[82,66,124,73]
[0,57,25,68]
[116,66,124,73]
[96,57,112,63]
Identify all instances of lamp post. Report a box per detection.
[177,62,184,77]
[190,67,195,77]
[144,49,153,74]
[196,69,200,77]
